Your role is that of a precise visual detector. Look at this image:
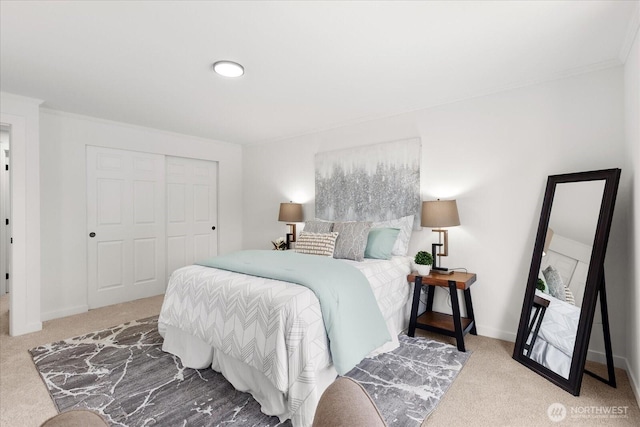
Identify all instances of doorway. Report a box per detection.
[0,125,10,297]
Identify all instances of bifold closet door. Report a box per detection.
[87,146,166,309]
[166,156,218,278]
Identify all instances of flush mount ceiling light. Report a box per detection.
[212,60,244,77]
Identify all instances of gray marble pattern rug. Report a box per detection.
[30,316,470,426]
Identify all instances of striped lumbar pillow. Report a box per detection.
[295,231,339,257]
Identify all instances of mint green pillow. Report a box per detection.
[365,228,401,260]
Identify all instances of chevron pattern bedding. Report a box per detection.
[157,255,412,425]
[535,290,580,357]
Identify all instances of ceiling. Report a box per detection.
[1,1,638,145]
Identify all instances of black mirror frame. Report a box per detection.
[513,168,621,396]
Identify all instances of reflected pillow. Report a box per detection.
[295,231,339,257]
[365,228,401,260]
[371,215,414,256]
[543,265,566,302]
[564,286,576,305]
[537,270,549,293]
[333,221,372,262]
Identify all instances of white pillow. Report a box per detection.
[295,231,339,257]
[564,286,576,305]
[372,215,414,256]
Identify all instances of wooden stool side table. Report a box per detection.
[407,271,477,352]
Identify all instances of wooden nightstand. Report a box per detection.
[524,294,550,357]
[407,271,477,352]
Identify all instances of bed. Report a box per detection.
[157,243,413,427]
[525,236,586,379]
[527,289,580,378]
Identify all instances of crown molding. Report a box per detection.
[0,91,44,107]
[40,107,239,147]
[250,58,622,147]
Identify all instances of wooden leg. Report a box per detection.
[449,280,465,352]
[426,284,435,312]
[527,306,546,357]
[599,276,617,387]
[463,288,477,335]
[408,276,422,337]
[584,273,616,388]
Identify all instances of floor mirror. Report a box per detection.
[513,168,621,395]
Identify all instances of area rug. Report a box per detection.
[30,316,470,426]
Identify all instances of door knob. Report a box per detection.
[89,232,96,238]
[211,226,216,231]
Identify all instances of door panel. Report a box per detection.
[167,183,186,222]
[97,179,124,225]
[134,238,157,283]
[87,146,166,308]
[194,234,211,261]
[134,180,156,223]
[193,185,210,222]
[166,156,218,278]
[167,235,186,277]
[97,241,124,290]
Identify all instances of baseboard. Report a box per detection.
[585,348,627,369]
[10,320,43,336]
[475,327,632,374]
[625,358,640,408]
[41,304,89,322]
[475,324,517,343]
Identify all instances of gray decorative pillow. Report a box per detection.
[332,221,372,262]
[304,220,334,233]
[371,215,414,256]
[543,265,566,302]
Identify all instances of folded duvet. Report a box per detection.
[197,250,391,374]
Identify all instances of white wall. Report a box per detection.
[243,67,629,360]
[0,93,43,335]
[623,17,640,402]
[39,110,243,321]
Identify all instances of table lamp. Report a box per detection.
[543,228,554,256]
[421,199,460,272]
[278,202,303,249]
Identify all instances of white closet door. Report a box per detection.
[87,146,166,309]
[166,156,218,278]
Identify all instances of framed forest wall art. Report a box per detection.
[315,138,421,228]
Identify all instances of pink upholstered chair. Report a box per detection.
[312,377,387,427]
[41,410,108,427]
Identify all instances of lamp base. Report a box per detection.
[432,267,454,275]
[285,233,293,250]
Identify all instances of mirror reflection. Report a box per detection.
[523,180,605,379]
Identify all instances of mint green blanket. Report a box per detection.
[196,250,391,375]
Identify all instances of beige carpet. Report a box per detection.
[1,294,638,426]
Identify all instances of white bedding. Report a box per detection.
[158,255,412,427]
[529,290,580,379]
